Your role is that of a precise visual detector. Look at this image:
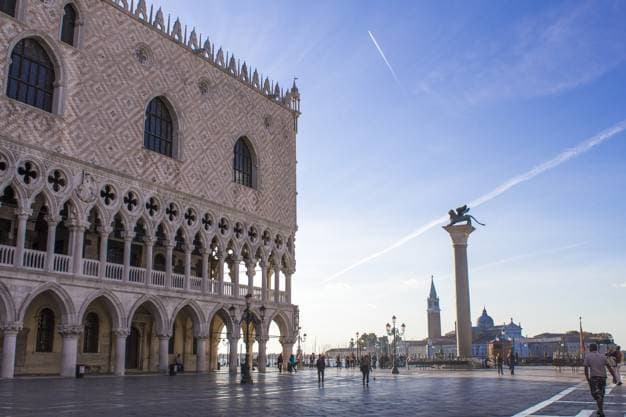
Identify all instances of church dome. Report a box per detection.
[476,307,494,329]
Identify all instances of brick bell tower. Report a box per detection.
[427,276,442,339]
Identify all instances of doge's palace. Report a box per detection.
[0,0,300,378]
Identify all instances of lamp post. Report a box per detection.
[385,315,405,375]
[356,332,360,362]
[240,293,264,385]
[350,337,354,367]
[297,327,307,356]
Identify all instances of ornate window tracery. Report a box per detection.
[6,39,55,113]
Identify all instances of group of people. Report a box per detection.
[276,353,298,373]
[314,353,373,386]
[494,350,517,376]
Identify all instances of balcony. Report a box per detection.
[0,244,287,303]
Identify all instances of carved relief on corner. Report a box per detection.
[75,171,98,203]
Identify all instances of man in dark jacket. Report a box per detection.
[361,354,371,386]
[316,354,326,385]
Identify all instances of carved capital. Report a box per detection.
[112,328,130,338]
[443,224,475,246]
[183,243,195,254]
[0,321,23,334]
[58,325,83,337]
[98,225,114,236]
[44,215,62,226]
[157,334,172,340]
[14,208,32,218]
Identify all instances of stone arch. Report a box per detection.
[4,31,67,114]
[207,305,236,372]
[207,305,235,336]
[0,280,16,323]
[7,179,28,209]
[126,295,168,335]
[59,0,85,48]
[170,299,206,336]
[76,289,125,330]
[265,309,292,341]
[18,282,76,325]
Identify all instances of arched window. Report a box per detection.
[60,4,78,46]
[0,0,17,17]
[6,38,55,112]
[36,308,55,352]
[233,137,255,188]
[83,312,99,353]
[144,97,174,158]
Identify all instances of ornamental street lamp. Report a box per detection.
[385,315,406,375]
[240,294,265,385]
[297,327,307,356]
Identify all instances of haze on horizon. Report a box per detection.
[159,0,626,353]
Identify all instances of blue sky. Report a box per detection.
[160,0,626,351]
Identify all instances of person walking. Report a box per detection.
[584,343,615,417]
[508,350,515,376]
[336,354,341,369]
[615,346,623,385]
[289,353,296,373]
[360,354,371,386]
[316,354,326,385]
[496,353,504,376]
[277,353,283,373]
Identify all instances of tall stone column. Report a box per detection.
[122,231,135,282]
[256,335,268,372]
[443,224,475,358]
[281,339,294,372]
[98,226,112,279]
[143,237,155,287]
[112,329,129,376]
[59,325,82,378]
[44,216,59,272]
[217,255,225,296]
[246,261,255,296]
[164,241,174,288]
[13,208,32,267]
[230,256,241,297]
[200,249,210,295]
[274,266,281,303]
[285,272,292,304]
[71,223,87,275]
[1,322,22,378]
[228,335,239,375]
[196,336,209,373]
[260,260,268,301]
[184,244,194,290]
[158,335,170,374]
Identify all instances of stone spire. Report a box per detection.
[427,275,441,339]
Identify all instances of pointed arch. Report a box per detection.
[0,280,16,323]
[265,309,292,341]
[170,299,206,336]
[126,295,168,334]
[233,136,258,188]
[76,289,125,329]
[207,305,235,336]
[143,95,181,159]
[18,282,76,325]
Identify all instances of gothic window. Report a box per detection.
[0,0,16,17]
[36,308,55,352]
[144,97,174,158]
[60,4,77,46]
[83,312,99,353]
[233,137,255,188]
[6,38,55,112]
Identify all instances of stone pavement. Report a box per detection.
[0,367,622,416]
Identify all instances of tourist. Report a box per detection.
[615,346,623,385]
[175,354,184,373]
[508,350,515,376]
[584,343,615,417]
[277,353,283,373]
[316,353,326,384]
[336,354,341,368]
[360,354,371,386]
[496,353,504,376]
[372,354,377,369]
[289,353,296,373]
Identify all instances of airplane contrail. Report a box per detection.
[368,30,402,88]
[325,118,626,282]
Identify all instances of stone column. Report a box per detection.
[281,339,294,372]
[71,223,87,275]
[196,336,209,373]
[122,231,135,282]
[158,335,170,374]
[184,244,193,290]
[1,322,22,379]
[274,266,281,303]
[246,261,255,296]
[201,249,210,295]
[112,329,129,376]
[217,255,225,296]
[44,216,59,272]
[59,325,82,378]
[256,335,268,372]
[164,241,174,289]
[13,208,32,267]
[98,226,112,279]
[230,256,241,297]
[228,335,239,375]
[443,224,475,358]
[144,237,155,287]
[260,260,268,302]
[285,272,292,304]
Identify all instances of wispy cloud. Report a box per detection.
[325,118,626,282]
[416,3,626,103]
[368,30,402,89]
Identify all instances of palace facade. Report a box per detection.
[0,0,301,377]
